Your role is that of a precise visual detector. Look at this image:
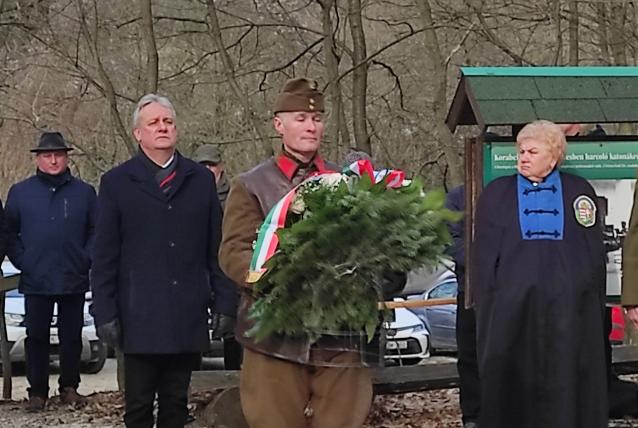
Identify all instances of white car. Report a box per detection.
[384,306,430,366]
[1,261,106,374]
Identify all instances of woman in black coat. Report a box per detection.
[472,120,608,428]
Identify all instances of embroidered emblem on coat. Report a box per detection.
[573,195,596,228]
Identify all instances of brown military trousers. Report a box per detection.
[240,348,373,428]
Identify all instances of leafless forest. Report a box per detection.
[0,0,635,195]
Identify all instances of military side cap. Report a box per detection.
[273,77,324,114]
[193,144,222,164]
[30,132,73,153]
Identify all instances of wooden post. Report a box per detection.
[464,136,483,309]
[0,290,12,399]
[0,275,20,399]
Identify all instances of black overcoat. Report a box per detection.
[472,172,608,428]
[91,153,223,353]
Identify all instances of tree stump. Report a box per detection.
[201,387,248,428]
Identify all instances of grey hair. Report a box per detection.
[342,150,373,169]
[132,94,176,128]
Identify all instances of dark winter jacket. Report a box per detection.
[91,153,226,353]
[5,169,96,295]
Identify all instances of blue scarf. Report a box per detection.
[517,170,564,240]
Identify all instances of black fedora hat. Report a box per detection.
[30,132,73,153]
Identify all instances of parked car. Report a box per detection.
[610,305,625,344]
[408,270,625,353]
[407,272,459,353]
[1,261,107,374]
[383,306,430,366]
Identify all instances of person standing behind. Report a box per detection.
[220,77,373,428]
[445,185,480,428]
[193,144,241,369]
[91,94,224,427]
[194,144,230,209]
[5,132,96,412]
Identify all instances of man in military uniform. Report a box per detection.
[219,78,373,428]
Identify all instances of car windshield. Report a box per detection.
[428,281,458,299]
[6,289,22,297]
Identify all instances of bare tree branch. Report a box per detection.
[138,0,158,93]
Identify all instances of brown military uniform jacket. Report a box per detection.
[622,186,638,305]
[219,153,367,366]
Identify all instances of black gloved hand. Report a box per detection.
[380,270,407,299]
[97,319,121,349]
[210,313,236,340]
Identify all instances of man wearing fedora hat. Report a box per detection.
[5,132,96,411]
[219,78,373,428]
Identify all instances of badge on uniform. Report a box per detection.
[573,195,596,227]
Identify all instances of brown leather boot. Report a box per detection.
[59,387,88,406]
[25,396,46,412]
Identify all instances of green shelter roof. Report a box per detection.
[446,66,638,132]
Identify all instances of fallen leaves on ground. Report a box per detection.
[365,389,463,428]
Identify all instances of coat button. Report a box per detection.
[50,216,55,220]
[172,280,178,286]
[50,187,56,192]
[168,204,172,210]
[169,241,175,248]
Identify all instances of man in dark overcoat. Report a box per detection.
[91,94,225,427]
[5,132,96,411]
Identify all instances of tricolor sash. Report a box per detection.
[246,160,406,283]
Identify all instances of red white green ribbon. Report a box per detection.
[248,186,297,279]
[344,160,406,189]
[246,160,406,283]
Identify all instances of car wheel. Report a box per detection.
[81,343,107,374]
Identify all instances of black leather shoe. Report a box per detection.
[26,396,46,412]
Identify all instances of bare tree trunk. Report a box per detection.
[568,0,578,65]
[205,0,272,159]
[415,0,463,186]
[319,0,350,161]
[76,0,135,155]
[348,0,371,155]
[610,1,628,65]
[596,2,612,64]
[608,1,633,134]
[138,0,158,94]
[552,0,562,65]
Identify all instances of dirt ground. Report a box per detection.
[0,356,465,427]
[2,359,638,427]
[3,388,638,428]
[0,388,463,428]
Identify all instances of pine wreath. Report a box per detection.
[247,173,460,342]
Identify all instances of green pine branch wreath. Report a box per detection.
[247,174,461,342]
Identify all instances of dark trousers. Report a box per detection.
[456,289,480,423]
[124,353,197,428]
[223,337,243,370]
[605,306,638,418]
[25,293,85,398]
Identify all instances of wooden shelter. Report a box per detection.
[446,66,638,305]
